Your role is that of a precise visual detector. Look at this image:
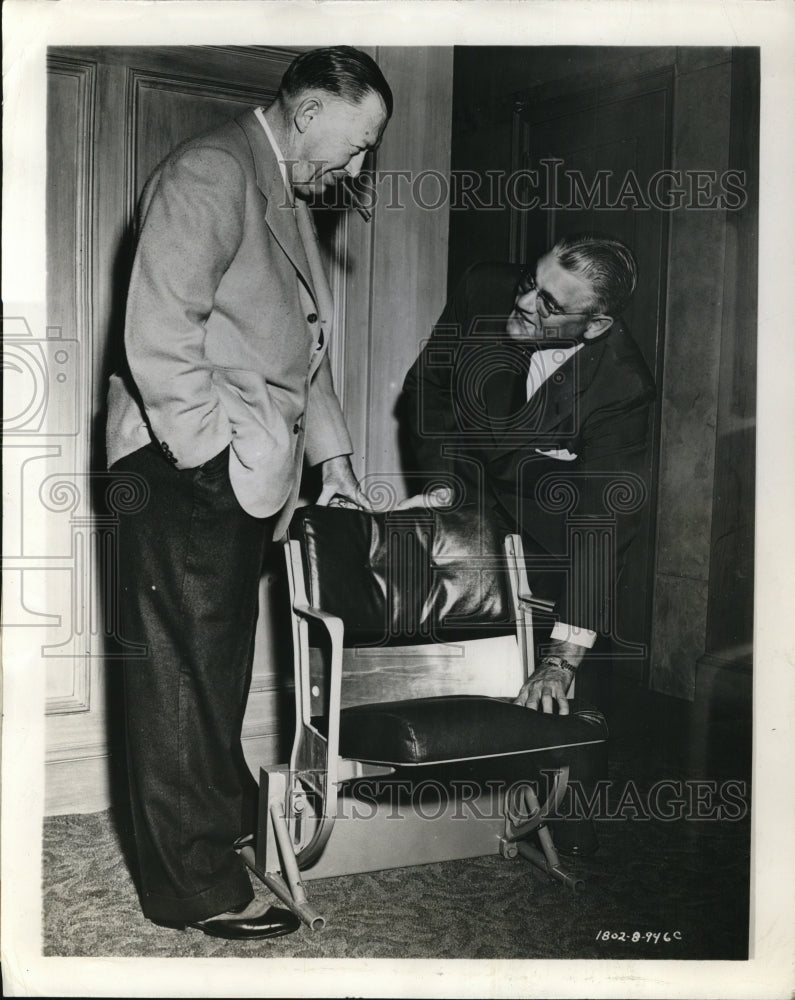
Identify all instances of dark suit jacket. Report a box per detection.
[106,110,352,535]
[402,261,656,633]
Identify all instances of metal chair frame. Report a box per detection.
[241,530,582,930]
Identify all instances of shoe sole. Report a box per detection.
[191,921,300,940]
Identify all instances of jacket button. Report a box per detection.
[307,312,318,324]
[293,423,301,434]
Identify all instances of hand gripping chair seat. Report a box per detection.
[240,506,608,930]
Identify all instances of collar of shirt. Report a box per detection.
[526,341,585,400]
[254,107,294,207]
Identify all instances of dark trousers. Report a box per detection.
[113,442,275,923]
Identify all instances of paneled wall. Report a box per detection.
[649,53,734,697]
[44,53,108,813]
[351,48,454,497]
[650,49,757,699]
[42,46,453,814]
[697,49,757,703]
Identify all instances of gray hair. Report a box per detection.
[279,46,393,119]
[551,233,638,316]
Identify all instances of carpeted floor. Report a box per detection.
[42,684,751,961]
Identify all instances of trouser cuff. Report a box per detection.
[142,867,254,924]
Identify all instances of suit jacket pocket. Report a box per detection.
[211,367,297,517]
[213,366,294,463]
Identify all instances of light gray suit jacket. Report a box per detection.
[106,110,353,536]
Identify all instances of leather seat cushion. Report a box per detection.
[335,695,608,765]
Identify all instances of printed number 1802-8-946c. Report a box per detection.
[596,930,682,943]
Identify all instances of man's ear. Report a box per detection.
[582,315,614,341]
[293,96,323,134]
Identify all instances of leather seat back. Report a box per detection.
[289,506,516,646]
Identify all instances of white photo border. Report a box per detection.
[2,1,793,997]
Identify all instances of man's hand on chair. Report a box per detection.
[317,454,372,510]
[394,486,454,511]
[513,640,586,714]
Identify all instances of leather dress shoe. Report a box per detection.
[189,903,301,940]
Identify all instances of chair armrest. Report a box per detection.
[292,604,344,643]
[292,604,345,793]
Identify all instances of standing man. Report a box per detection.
[400,234,655,715]
[106,48,392,939]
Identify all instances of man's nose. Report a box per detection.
[345,150,367,178]
[516,288,538,313]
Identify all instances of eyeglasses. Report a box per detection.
[517,270,595,320]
